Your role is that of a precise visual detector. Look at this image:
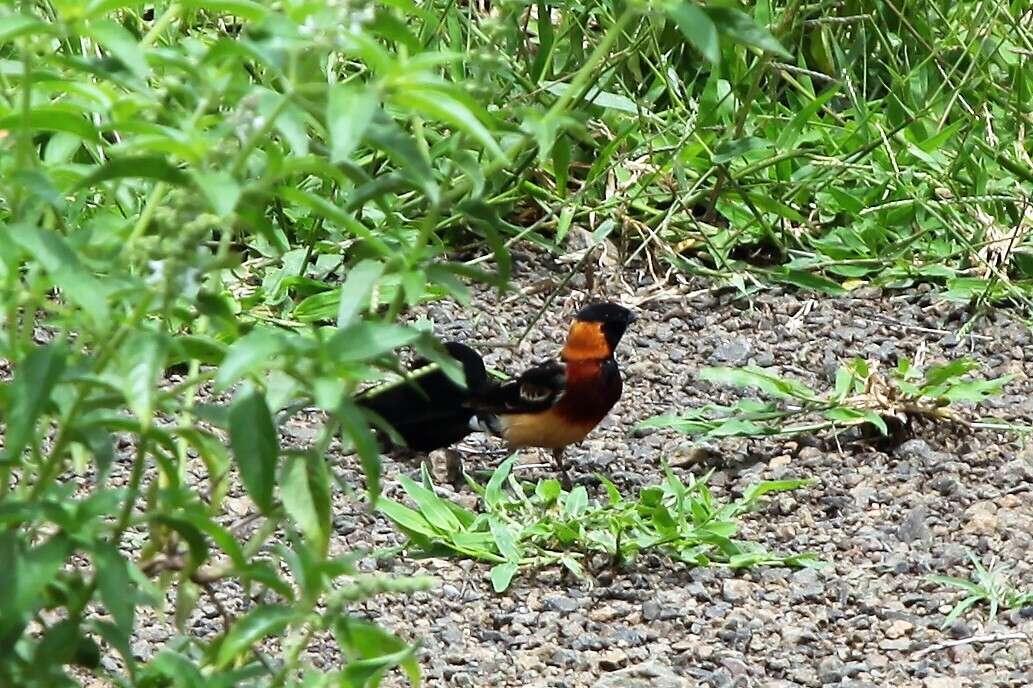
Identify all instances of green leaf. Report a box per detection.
[535,478,561,504]
[543,82,645,114]
[737,479,813,507]
[665,1,720,64]
[713,136,772,164]
[277,187,393,256]
[942,376,1012,403]
[178,0,269,20]
[922,358,979,388]
[341,645,418,687]
[635,413,712,435]
[169,334,227,367]
[258,88,309,156]
[490,562,519,593]
[489,517,521,561]
[825,407,889,435]
[485,455,516,509]
[87,19,149,79]
[79,1,147,18]
[2,341,67,463]
[455,198,512,286]
[704,6,791,58]
[769,268,846,295]
[940,595,982,629]
[944,277,1000,302]
[337,401,381,503]
[776,87,841,149]
[0,14,50,42]
[229,388,279,514]
[293,290,341,323]
[8,223,110,323]
[708,418,774,437]
[564,486,588,518]
[701,366,818,400]
[143,651,207,688]
[16,535,72,619]
[193,171,241,217]
[327,322,422,362]
[76,156,190,188]
[0,107,101,143]
[335,617,420,687]
[337,260,385,328]
[215,328,283,391]
[392,84,504,160]
[35,618,84,668]
[119,329,168,427]
[328,84,378,163]
[281,453,332,555]
[151,515,209,575]
[398,475,463,533]
[364,112,440,203]
[93,543,135,632]
[377,498,437,538]
[833,366,854,400]
[215,605,296,668]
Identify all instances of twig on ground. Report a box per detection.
[911,632,1028,660]
[869,314,994,341]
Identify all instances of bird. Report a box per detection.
[357,302,636,487]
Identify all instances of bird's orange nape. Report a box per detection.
[561,320,611,361]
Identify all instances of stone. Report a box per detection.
[924,677,965,688]
[781,626,813,645]
[878,639,909,651]
[591,660,688,688]
[722,578,752,603]
[597,648,629,671]
[544,595,579,613]
[896,507,931,543]
[790,567,825,601]
[549,649,579,668]
[711,336,752,365]
[963,501,998,535]
[818,655,845,683]
[885,619,913,639]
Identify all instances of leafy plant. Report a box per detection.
[379,457,820,592]
[1,0,1030,682]
[929,553,1033,628]
[639,357,1018,441]
[0,0,518,684]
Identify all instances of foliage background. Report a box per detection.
[0,0,1029,685]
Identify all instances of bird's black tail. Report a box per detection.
[356,342,487,453]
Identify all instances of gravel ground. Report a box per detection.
[334,252,1033,687]
[108,249,1033,686]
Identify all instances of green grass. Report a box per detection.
[930,553,1033,628]
[639,355,1022,441]
[379,457,820,592]
[0,0,1030,685]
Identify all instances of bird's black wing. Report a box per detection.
[356,341,487,452]
[471,359,566,415]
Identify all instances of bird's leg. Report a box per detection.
[444,448,464,488]
[552,447,572,490]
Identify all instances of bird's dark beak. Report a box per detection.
[627,311,638,324]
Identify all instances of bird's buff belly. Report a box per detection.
[498,410,598,449]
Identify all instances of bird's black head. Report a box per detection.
[568,301,637,355]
